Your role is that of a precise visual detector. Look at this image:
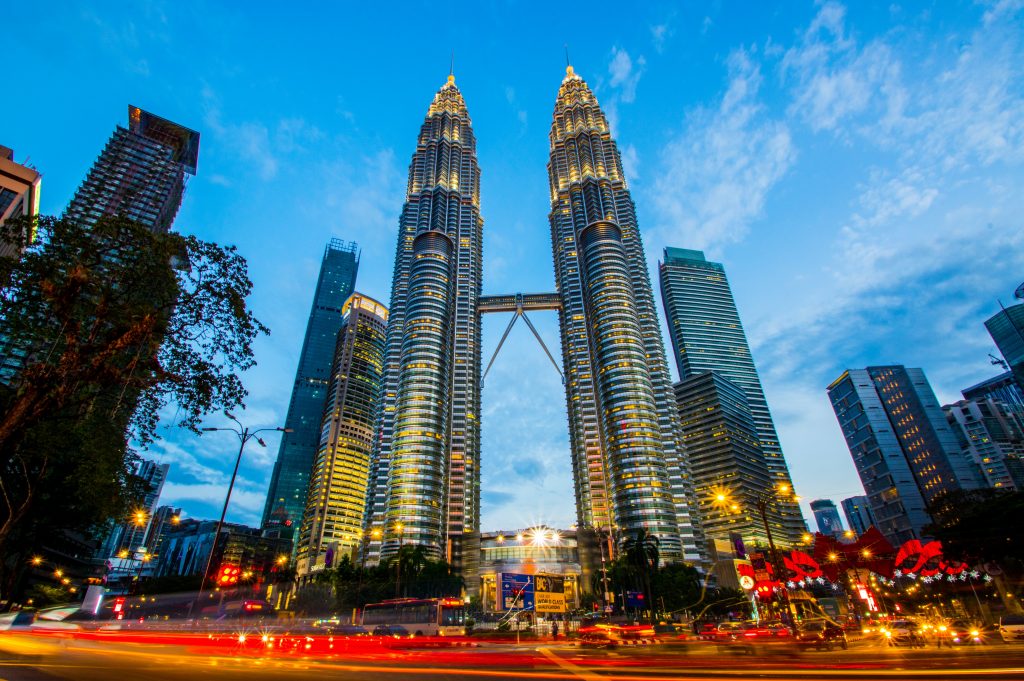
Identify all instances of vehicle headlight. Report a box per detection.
[970,630,979,637]
[884,631,892,638]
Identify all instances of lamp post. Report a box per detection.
[753,484,801,633]
[192,413,291,616]
[393,522,405,598]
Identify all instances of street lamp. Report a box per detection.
[193,413,291,614]
[753,484,800,633]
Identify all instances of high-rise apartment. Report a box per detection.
[659,247,803,543]
[0,145,42,258]
[547,67,701,563]
[65,106,199,233]
[840,495,875,536]
[296,293,387,576]
[944,397,1024,490]
[986,302,1024,395]
[674,371,775,548]
[363,75,484,571]
[98,459,170,558]
[827,366,984,543]
[809,499,844,537]
[263,240,359,543]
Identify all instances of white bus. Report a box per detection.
[360,598,466,637]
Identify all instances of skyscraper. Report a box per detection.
[65,106,199,233]
[659,247,804,543]
[986,302,1024,395]
[547,67,701,563]
[962,371,1024,416]
[840,495,874,536]
[809,499,844,537]
[98,459,170,559]
[674,371,775,548]
[943,397,1024,490]
[364,74,484,571]
[827,366,984,543]
[0,145,42,258]
[296,293,387,576]
[263,239,359,543]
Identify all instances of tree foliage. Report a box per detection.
[926,488,1024,571]
[0,214,267,594]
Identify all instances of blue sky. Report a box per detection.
[6,1,1024,532]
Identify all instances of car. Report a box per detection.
[796,620,848,651]
[700,621,745,641]
[0,611,35,630]
[372,624,411,638]
[882,620,925,648]
[999,614,1024,644]
[948,620,985,645]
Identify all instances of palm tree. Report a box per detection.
[621,529,660,624]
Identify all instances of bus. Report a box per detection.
[360,598,466,636]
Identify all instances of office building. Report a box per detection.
[154,519,290,584]
[659,247,804,543]
[362,74,485,573]
[65,106,199,233]
[827,366,984,543]
[544,67,701,563]
[262,239,359,544]
[295,293,387,576]
[944,397,1024,490]
[962,371,1024,416]
[841,495,875,536]
[98,459,170,559]
[674,371,776,548]
[985,303,1024,396]
[0,145,42,258]
[809,499,844,537]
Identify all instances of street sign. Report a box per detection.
[499,573,534,611]
[535,574,566,613]
[625,590,645,608]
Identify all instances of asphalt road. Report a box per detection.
[2,632,1024,681]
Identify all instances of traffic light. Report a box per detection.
[217,564,240,586]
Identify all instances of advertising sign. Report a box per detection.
[499,573,534,611]
[534,574,566,613]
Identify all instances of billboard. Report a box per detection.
[534,574,566,613]
[499,573,534,611]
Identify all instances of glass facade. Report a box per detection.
[943,397,1024,491]
[809,499,844,537]
[659,247,804,544]
[840,495,875,536]
[674,371,775,548]
[986,303,1024,396]
[828,366,983,544]
[295,293,387,575]
[262,240,359,546]
[547,67,701,563]
[365,75,484,572]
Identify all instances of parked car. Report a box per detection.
[796,620,848,651]
[999,614,1024,644]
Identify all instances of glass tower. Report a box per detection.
[65,106,199,233]
[659,247,804,543]
[295,293,387,575]
[809,499,844,537]
[364,75,484,571]
[840,495,875,536]
[262,239,359,544]
[674,371,775,548]
[986,302,1024,395]
[827,366,984,543]
[547,67,702,563]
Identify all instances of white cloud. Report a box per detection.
[651,24,672,53]
[648,49,795,252]
[608,47,646,103]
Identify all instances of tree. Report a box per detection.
[0,214,267,594]
[926,488,1024,571]
[620,529,661,623]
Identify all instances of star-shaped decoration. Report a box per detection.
[959,573,968,581]
[947,574,956,582]
[984,575,993,583]
[786,581,796,589]
[894,569,903,578]
[969,570,980,579]
[816,577,826,585]
[922,576,933,584]
[831,583,840,591]
[905,572,916,580]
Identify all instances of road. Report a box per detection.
[2,631,1024,680]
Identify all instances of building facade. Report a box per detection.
[943,397,1024,490]
[809,499,844,537]
[154,519,290,584]
[65,106,199,233]
[546,67,701,563]
[962,371,1024,416]
[477,527,581,613]
[0,145,42,258]
[827,366,984,543]
[362,74,485,574]
[986,303,1024,396]
[840,495,875,536]
[263,239,359,544]
[674,371,776,549]
[659,247,804,543]
[98,459,170,559]
[296,293,387,576]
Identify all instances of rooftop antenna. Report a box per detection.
[450,50,454,78]
[564,44,570,67]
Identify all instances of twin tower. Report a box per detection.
[362,68,704,577]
